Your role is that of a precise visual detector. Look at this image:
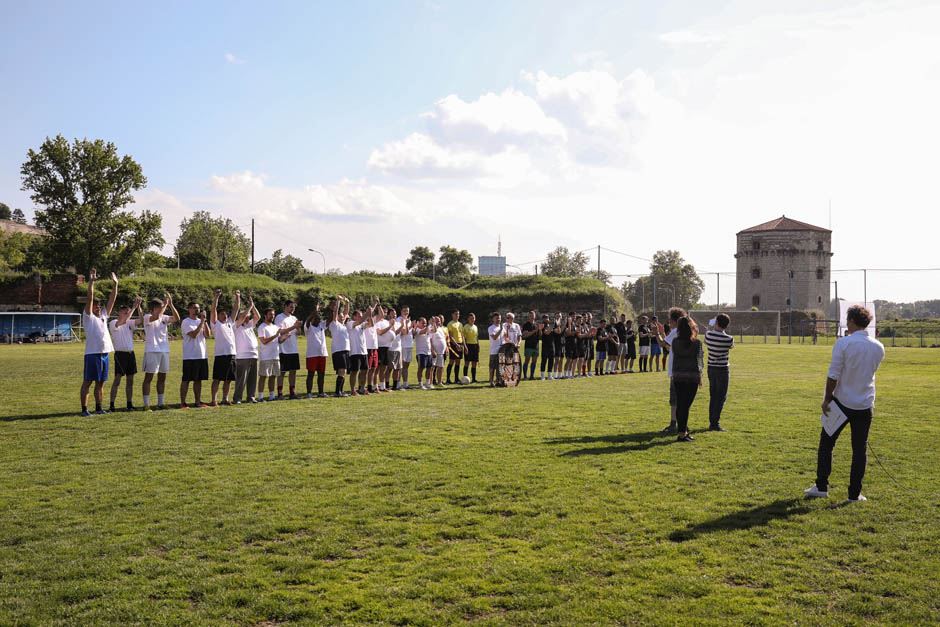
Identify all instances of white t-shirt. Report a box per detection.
[365,323,378,350]
[347,319,367,355]
[828,331,886,410]
[329,320,350,353]
[84,312,114,355]
[213,319,236,356]
[305,321,328,358]
[398,318,413,349]
[143,314,171,353]
[375,319,393,348]
[274,312,299,354]
[109,318,137,353]
[181,317,208,360]
[501,322,522,346]
[234,321,259,359]
[257,322,280,361]
[414,328,431,355]
[488,324,503,355]
[388,320,402,351]
[663,327,679,377]
[431,327,447,355]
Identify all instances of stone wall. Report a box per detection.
[735,231,832,311]
[0,273,83,312]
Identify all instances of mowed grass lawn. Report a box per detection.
[1,341,939,625]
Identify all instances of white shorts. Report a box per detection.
[259,359,280,377]
[143,352,170,374]
[401,345,413,363]
[639,346,651,357]
[433,354,445,368]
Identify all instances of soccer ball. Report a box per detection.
[460,376,471,385]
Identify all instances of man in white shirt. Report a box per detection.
[210,289,239,406]
[108,294,142,412]
[303,301,329,398]
[275,300,300,400]
[487,312,503,387]
[257,307,287,402]
[328,295,352,397]
[141,292,181,410]
[365,299,381,393]
[386,307,403,391]
[80,269,118,416]
[180,301,211,408]
[346,305,373,396]
[233,293,261,404]
[659,307,685,434]
[398,307,414,389]
[806,305,885,502]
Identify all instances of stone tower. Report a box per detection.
[735,216,832,311]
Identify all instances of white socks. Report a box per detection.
[143,395,150,407]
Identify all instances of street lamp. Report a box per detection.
[307,248,326,274]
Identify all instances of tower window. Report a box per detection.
[752,240,761,251]
[818,296,822,304]
[786,297,791,307]
[816,268,824,280]
[752,295,760,307]
[817,241,824,251]
[751,267,761,279]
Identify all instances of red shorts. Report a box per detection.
[305,356,327,373]
[367,348,379,369]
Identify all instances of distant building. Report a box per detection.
[735,215,832,311]
[478,255,507,277]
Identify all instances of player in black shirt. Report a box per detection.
[539,314,555,380]
[638,315,651,372]
[625,319,637,372]
[521,311,539,380]
[594,320,608,375]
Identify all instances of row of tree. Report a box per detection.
[0,203,27,224]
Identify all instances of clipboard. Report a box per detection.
[821,401,849,437]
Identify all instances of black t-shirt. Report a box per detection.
[540,322,554,346]
[614,321,627,343]
[606,325,619,353]
[626,327,636,346]
[522,321,539,349]
[595,327,608,349]
[638,324,650,346]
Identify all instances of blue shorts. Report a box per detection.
[417,354,432,369]
[650,343,662,356]
[83,353,110,382]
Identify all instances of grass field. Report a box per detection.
[1,341,939,624]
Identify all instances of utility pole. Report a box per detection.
[652,275,657,316]
[863,269,867,304]
[251,218,255,273]
[716,272,720,310]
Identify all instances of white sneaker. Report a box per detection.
[804,485,829,498]
[848,494,868,502]
[305,393,313,399]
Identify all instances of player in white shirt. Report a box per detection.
[108,294,142,412]
[385,308,403,391]
[398,307,414,389]
[429,315,448,388]
[210,289,239,406]
[364,299,381,394]
[233,293,261,403]
[413,317,432,389]
[487,312,503,387]
[80,269,119,416]
[141,292,181,410]
[180,301,212,408]
[303,301,329,398]
[275,300,301,400]
[257,307,288,401]
[346,304,375,396]
[374,308,394,392]
[328,295,352,397]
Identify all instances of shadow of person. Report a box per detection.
[559,437,680,456]
[669,498,812,542]
[1,410,89,422]
[545,431,667,446]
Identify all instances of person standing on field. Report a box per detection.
[462,313,480,383]
[670,316,704,443]
[805,305,885,502]
[210,289,239,406]
[80,269,119,416]
[521,310,539,380]
[109,294,142,412]
[275,300,301,400]
[141,292,180,411]
[257,307,285,401]
[704,313,734,431]
[445,309,467,384]
[303,301,329,398]
[179,301,212,408]
[232,293,261,403]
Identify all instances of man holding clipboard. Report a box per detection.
[805,305,885,502]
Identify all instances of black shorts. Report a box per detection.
[378,347,390,366]
[449,343,463,360]
[565,340,577,359]
[627,343,637,359]
[279,352,300,371]
[331,350,350,372]
[182,358,209,382]
[114,350,137,376]
[465,343,480,362]
[212,355,236,381]
[540,342,555,358]
[348,353,367,373]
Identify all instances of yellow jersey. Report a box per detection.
[446,320,464,343]
[462,323,479,344]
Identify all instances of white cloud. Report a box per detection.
[658,30,724,46]
[224,52,245,65]
[210,170,266,192]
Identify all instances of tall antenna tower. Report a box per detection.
[497,235,502,257]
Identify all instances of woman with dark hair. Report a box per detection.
[670,316,704,442]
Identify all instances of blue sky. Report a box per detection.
[3,1,940,301]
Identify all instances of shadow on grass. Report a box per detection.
[1,411,84,422]
[547,431,679,456]
[546,431,667,445]
[669,498,812,542]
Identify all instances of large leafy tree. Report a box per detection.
[436,245,474,285]
[10,208,27,224]
[541,246,590,278]
[255,249,307,282]
[623,249,704,312]
[405,246,435,278]
[20,135,164,274]
[0,203,11,220]
[0,231,37,271]
[174,211,251,272]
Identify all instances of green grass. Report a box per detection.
[1,342,939,624]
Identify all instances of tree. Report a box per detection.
[623,250,704,312]
[586,269,612,284]
[255,249,307,282]
[20,135,164,274]
[541,246,590,278]
[405,246,436,278]
[0,203,10,220]
[436,245,474,285]
[173,211,251,272]
[10,208,27,224]
[0,231,36,271]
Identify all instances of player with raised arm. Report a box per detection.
[328,295,352,397]
[233,292,261,403]
[80,269,118,416]
[141,291,180,410]
[303,301,329,398]
[210,289,239,406]
[179,300,211,408]
[275,300,300,400]
[109,294,142,412]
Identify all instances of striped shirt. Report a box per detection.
[704,329,734,368]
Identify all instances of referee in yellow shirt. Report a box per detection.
[446,309,467,384]
[462,312,479,383]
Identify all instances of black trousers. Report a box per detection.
[708,366,729,426]
[816,398,872,499]
[540,350,554,374]
[673,379,699,433]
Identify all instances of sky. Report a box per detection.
[2,0,939,303]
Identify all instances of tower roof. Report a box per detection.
[737,215,830,235]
